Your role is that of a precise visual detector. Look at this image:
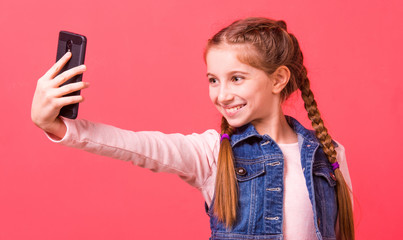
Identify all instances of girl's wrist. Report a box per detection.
[43,117,67,140]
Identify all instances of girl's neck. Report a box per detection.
[251,112,298,144]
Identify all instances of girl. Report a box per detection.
[31,17,354,240]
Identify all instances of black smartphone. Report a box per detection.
[56,31,87,119]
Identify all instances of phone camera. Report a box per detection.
[66,40,73,52]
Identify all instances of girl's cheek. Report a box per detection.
[209,89,218,103]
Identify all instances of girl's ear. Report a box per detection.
[271,66,291,94]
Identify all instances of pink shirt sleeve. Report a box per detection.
[335,143,353,193]
[335,142,354,240]
[45,117,220,204]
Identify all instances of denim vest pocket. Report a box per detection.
[313,165,338,239]
[313,166,337,187]
[235,161,266,182]
[206,161,266,225]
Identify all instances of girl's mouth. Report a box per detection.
[224,104,246,116]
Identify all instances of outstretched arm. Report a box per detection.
[32,52,219,204]
[46,117,220,190]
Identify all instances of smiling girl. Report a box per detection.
[31,17,354,240]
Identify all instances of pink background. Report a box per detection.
[1,0,402,239]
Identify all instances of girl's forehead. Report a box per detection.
[206,45,257,73]
[207,43,248,55]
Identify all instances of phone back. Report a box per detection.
[56,31,87,119]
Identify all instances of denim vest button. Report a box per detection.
[267,161,281,166]
[261,140,271,146]
[236,167,247,176]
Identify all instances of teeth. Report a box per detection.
[227,105,244,113]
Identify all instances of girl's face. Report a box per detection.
[206,45,282,129]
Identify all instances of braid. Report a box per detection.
[299,70,355,240]
[213,117,238,228]
[299,73,337,163]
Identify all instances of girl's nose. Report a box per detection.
[218,86,234,104]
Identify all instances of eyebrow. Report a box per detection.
[206,71,250,77]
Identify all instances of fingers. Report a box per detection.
[55,95,85,109]
[45,51,72,79]
[52,64,87,87]
[41,52,87,88]
[32,52,89,132]
[55,81,90,97]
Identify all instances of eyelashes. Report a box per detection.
[208,76,244,84]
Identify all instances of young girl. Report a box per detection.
[31,17,354,240]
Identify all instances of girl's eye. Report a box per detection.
[208,78,218,84]
[232,76,243,82]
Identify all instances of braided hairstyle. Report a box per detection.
[205,17,354,239]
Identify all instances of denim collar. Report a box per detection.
[230,115,334,148]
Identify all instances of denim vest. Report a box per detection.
[205,116,338,240]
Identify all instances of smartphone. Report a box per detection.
[56,31,87,119]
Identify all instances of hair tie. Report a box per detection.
[332,162,340,170]
[221,133,230,142]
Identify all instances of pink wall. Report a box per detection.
[1,0,402,239]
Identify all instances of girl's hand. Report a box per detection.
[31,51,89,139]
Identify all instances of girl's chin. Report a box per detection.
[223,118,248,128]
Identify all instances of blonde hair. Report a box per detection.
[205,17,354,239]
